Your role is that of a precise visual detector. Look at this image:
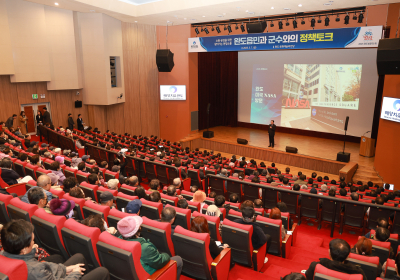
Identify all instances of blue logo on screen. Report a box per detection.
[169,86,177,93]
[394,100,400,111]
[312,108,317,116]
[193,41,196,45]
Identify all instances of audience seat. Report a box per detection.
[347,253,379,280]
[24,163,39,180]
[82,200,110,225]
[226,202,240,211]
[139,198,163,220]
[116,192,138,211]
[367,237,391,265]
[105,170,119,182]
[242,182,259,202]
[120,184,137,196]
[76,171,89,184]
[340,204,366,235]
[383,258,396,279]
[14,159,27,177]
[31,208,69,260]
[144,162,157,181]
[299,196,320,225]
[226,179,242,203]
[96,231,177,280]
[79,182,99,201]
[160,193,178,206]
[280,192,299,215]
[367,207,392,230]
[35,168,51,178]
[7,197,38,222]
[107,208,137,228]
[192,211,222,242]
[208,176,225,196]
[221,219,266,271]
[181,190,194,201]
[261,185,278,209]
[165,205,191,230]
[162,186,181,195]
[226,209,242,221]
[256,215,291,258]
[0,193,12,224]
[0,169,26,196]
[48,188,64,200]
[141,216,175,257]
[64,167,78,178]
[318,199,341,230]
[61,218,101,271]
[172,225,231,280]
[188,169,205,190]
[63,193,85,220]
[313,264,363,280]
[155,164,169,185]
[96,186,118,203]
[187,201,200,213]
[0,254,28,280]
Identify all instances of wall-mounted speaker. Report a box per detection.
[377,38,400,75]
[75,101,82,108]
[246,21,267,34]
[156,49,174,72]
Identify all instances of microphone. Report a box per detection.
[363,131,371,136]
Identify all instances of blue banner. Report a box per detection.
[188,26,382,52]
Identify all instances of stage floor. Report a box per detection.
[183,126,375,169]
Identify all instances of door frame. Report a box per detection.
[21,102,51,135]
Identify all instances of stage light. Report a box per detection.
[286,19,290,26]
[344,13,350,24]
[204,27,209,34]
[358,12,364,23]
[240,23,245,32]
[353,12,357,20]
[216,25,221,33]
[201,26,204,32]
[311,17,316,28]
[317,16,322,23]
[224,25,227,30]
[211,26,215,31]
[195,28,199,35]
[324,15,330,26]
[301,17,305,25]
[335,14,340,22]
[227,24,232,33]
[235,23,239,30]
[293,19,298,29]
[270,21,274,27]
[278,20,283,29]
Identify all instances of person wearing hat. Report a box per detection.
[41,143,49,149]
[82,155,90,163]
[49,161,66,186]
[125,199,142,214]
[63,149,71,157]
[117,216,183,279]
[100,191,115,209]
[191,190,207,212]
[49,198,75,218]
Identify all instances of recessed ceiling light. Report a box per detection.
[248,12,255,15]
[202,15,206,17]
[191,19,196,21]
[90,10,96,12]
[55,2,59,5]
[183,18,187,20]
[323,3,332,5]
[245,10,249,12]
[217,15,223,17]
[283,7,291,10]
[271,6,274,9]
[134,21,137,22]
[298,4,302,7]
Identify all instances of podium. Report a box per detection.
[359,136,375,157]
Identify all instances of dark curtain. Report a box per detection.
[198,52,238,130]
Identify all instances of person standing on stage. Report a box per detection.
[268,120,276,148]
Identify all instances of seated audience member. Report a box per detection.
[99,191,115,209]
[81,214,118,235]
[365,217,388,238]
[117,216,182,279]
[292,184,300,191]
[1,219,110,279]
[191,190,207,212]
[339,188,347,197]
[128,176,139,187]
[320,184,328,193]
[88,173,100,186]
[350,192,359,201]
[134,186,148,200]
[63,177,79,193]
[294,175,307,186]
[350,237,382,276]
[28,187,51,214]
[209,191,217,198]
[111,165,125,185]
[233,207,271,263]
[107,179,119,191]
[149,179,161,192]
[240,200,255,211]
[177,198,189,209]
[305,239,367,280]
[49,161,66,186]
[69,186,92,201]
[206,205,221,219]
[282,273,306,280]
[269,207,287,240]
[229,193,239,203]
[0,158,32,186]
[160,207,177,236]
[49,198,75,219]
[172,178,181,189]
[149,191,162,204]
[77,162,87,173]
[21,175,53,203]
[328,189,336,197]
[166,185,180,198]
[124,199,142,215]
[373,227,393,258]
[254,199,263,209]
[190,185,198,193]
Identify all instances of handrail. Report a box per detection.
[205,174,400,237]
[38,125,77,152]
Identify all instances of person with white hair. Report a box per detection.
[320,184,328,193]
[54,148,62,155]
[127,176,139,187]
[330,185,337,192]
[107,179,119,190]
[300,184,308,190]
[172,178,181,188]
[228,162,235,169]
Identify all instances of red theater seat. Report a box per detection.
[0,193,13,224]
[160,193,178,206]
[49,188,65,199]
[192,211,222,242]
[141,216,175,256]
[83,200,110,225]
[165,205,191,230]
[80,182,99,201]
[116,192,138,211]
[314,264,363,280]
[140,198,163,220]
[120,184,137,196]
[0,169,27,196]
[7,197,38,222]
[0,254,28,280]
[63,193,85,220]
[107,208,137,228]
[347,253,380,280]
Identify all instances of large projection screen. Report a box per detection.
[238,49,378,137]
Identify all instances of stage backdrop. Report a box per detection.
[198,52,238,130]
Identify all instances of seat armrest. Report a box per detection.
[211,248,231,280]
[291,223,298,246]
[182,178,191,192]
[252,242,267,272]
[147,260,177,280]
[282,234,292,259]
[6,183,27,196]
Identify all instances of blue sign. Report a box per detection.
[188,26,382,53]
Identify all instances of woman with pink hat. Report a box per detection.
[117,216,182,279]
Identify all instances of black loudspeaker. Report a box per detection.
[344,116,349,131]
[336,152,351,163]
[237,138,248,145]
[207,103,211,114]
[203,131,214,138]
[75,101,82,108]
[156,49,174,72]
[377,38,400,75]
[286,146,298,154]
[246,21,267,34]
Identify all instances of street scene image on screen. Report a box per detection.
[281,64,362,130]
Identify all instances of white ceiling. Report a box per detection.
[25,0,398,25]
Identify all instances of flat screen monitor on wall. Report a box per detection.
[380,97,400,124]
[160,85,186,100]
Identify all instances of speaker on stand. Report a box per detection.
[203,103,214,138]
[336,116,351,162]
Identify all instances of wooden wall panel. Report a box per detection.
[87,105,107,133]
[0,75,19,121]
[106,103,125,135]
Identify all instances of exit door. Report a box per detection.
[21,103,51,135]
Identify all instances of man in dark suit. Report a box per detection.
[68,113,74,130]
[268,120,276,148]
[5,114,17,129]
[77,114,84,130]
[42,107,52,125]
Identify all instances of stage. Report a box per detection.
[180,126,380,184]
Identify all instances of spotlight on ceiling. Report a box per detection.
[216,25,221,33]
[270,21,274,27]
[201,26,204,32]
[227,24,232,33]
[278,20,283,29]
[235,23,239,30]
[211,26,215,31]
[317,16,322,23]
[335,14,340,22]
[358,12,364,23]
[224,25,227,30]
[286,19,290,26]
[324,15,330,26]
[293,18,298,29]
[195,28,199,35]
[344,13,350,24]
[204,27,209,34]
[353,12,358,20]
[240,23,245,32]
[311,17,316,28]
[301,17,305,25]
